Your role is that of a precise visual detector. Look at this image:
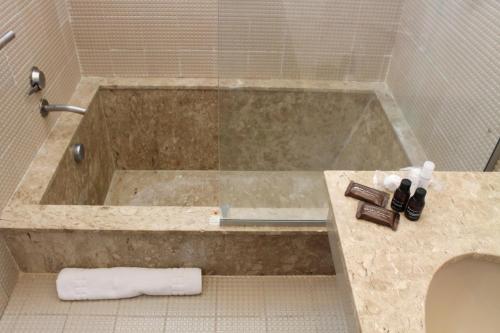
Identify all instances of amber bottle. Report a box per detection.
[405,187,426,221]
[390,179,411,212]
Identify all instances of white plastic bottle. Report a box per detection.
[418,161,435,189]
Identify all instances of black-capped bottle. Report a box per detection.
[390,179,411,212]
[405,187,426,221]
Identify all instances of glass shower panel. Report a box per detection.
[217,0,332,224]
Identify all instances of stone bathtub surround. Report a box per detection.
[7,77,425,207]
[3,229,333,275]
[219,89,409,171]
[0,77,423,274]
[40,80,412,206]
[324,171,500,332]
[104,170,329,208]
[0,204,333,274]
[40,95,115,205]
[100,88,219,170]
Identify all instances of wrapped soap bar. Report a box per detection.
[356,202,400,231]
[345,181,389,207]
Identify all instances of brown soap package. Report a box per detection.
[356,201,400,231]
[344,181,389,207]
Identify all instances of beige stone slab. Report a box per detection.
[2,230,333,274]
[9,79,100,206]
[331,95,410,170]
[324,171,500,333]
[374,86,428,166]
[99,88,219,170]
[0,204,327,233]
[104,170,219,206]
[104,170,329,210]
[218,89,401,171]
[40,93,115,205]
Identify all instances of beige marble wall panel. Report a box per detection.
[332,96,410,170]
[104,170,329,210]
[104,170,219,206]
[99,88,219,170]
[3,230,334,275]
[40,96,115,205]
[220,89,408,171]
[219,89,372,170]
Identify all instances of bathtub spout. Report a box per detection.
[40,98,86,117]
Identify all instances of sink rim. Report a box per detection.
[425,252,500,333]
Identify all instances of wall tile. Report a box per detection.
[0,0,81,315]
[68,0,404,81]
[0,0,81,211]
[387,0,500,170]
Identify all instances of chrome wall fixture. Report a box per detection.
[0,31,15,51]
[72,144,85,163]
[29,66,46,95]
[39,99,87,117]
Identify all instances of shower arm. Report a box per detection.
[39,99,86,117]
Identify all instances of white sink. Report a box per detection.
[426,254,500,333]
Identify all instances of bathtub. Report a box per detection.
[0,78,424,274]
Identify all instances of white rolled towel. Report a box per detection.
[56,267,202,301]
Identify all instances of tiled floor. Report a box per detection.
[0,274,347,332]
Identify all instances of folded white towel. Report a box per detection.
[56,267,202,300]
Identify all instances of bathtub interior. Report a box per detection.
[41,87,409,221]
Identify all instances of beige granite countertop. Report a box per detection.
[324,171,500,333]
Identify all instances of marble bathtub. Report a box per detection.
[0,78,425,273]
[41,85,410,207]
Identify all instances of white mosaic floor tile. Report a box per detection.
[267,316,318,332]
[63,315,116,332]
[117,295,168,317]
[0,274,347,332]
[309,276,343,314]
[217,316,266,333]
[20,275,70,314]
[3,275,41,314]
[216,277,265,317]
[69,299,120,316]
[167,277,216,317]
[264,277,315,316]
[114,316,164,333]
[164,317,215,332]
[316,314,349,333]
[12,315,66,333]
[0,314,17,332]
